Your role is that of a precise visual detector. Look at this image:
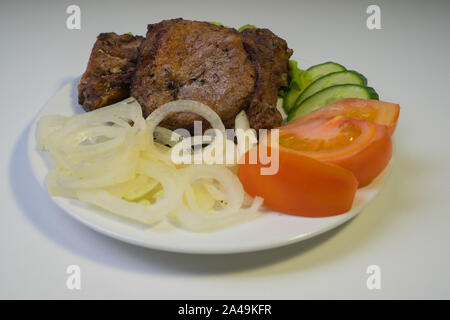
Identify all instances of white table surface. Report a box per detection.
[1,0,449,299]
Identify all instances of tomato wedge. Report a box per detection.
[278,116,392,187]
[238,145,358,217]
[286,98,400,135]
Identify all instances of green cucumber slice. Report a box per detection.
[287,84,379,122]
[304,61,346,86]
[296,70,367,106]
[283,84,302,112]
[283,62,346,113]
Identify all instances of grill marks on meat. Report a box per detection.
[241,28,293,130]
[131,19,256,130]
[78,33,143,111]
[78,21,293,131]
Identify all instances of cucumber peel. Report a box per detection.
[295,70,367,106]
[287,84,379,122]
[302,61,346,89]
[283,61,346,113]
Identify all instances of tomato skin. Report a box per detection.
[326,124,392,187]
[238,146,358,217]
[286,98,400,135]
[279,117,392,187]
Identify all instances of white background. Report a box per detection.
[1,0,449,299]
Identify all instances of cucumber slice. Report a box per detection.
[284,62,346,113]
[283,86,302,112]
[296,70,367,106]
[305,61,346,84]
[287,84,379,122]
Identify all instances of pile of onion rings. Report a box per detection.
[37,98,262,232]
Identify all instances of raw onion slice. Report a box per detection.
[38,98,265,232]
[146,100,227,161]
[234,110,257,158]
[77,189,168,225]
[46,167,78,198]
[37,115,69,150]
[235,110,251,131]
[104,174,159,201]
[77,159,183,224]
[153,126,183,147]
[181,164,244,217]
[174,197,262,232]
[55,151,137,189]
[44,100,146,180]
[276,97,288,121]
[199,179,227,202]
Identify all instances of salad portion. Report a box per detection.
[38,99,263,232]
[37,94,399,230]
[282,61,379,121]
[239,98,399,217]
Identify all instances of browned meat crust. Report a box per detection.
[78,22,293,132]
[78,33,143,111]
[131,19,256,130]
[241,28,293,130]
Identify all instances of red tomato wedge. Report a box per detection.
[238,146,358,217]
[278,116,392,187]
[285,98,400,135]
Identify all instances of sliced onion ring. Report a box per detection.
[77,159,183,224]
[146,100,226,161]
[181,164,244,217]
[37,115,69,150]
[38,98,265,232]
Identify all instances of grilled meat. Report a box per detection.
[78,32,143,111]
[78,21,293,132]
[131,19,256,130]
[241,28,293,130]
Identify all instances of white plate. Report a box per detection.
[27,82,392,254]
